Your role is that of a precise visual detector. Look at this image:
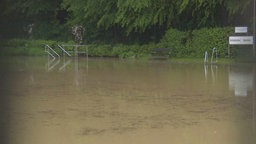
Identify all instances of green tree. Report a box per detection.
[1,0,254,43]
[1,0,69,39]
[61,0,254,43]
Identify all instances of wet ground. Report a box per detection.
[0,57,256,144]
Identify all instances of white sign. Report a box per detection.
[235,27,248,33]
[229,36,254,45]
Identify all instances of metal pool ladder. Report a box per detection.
[211,47,218,63]
[204,47,218,64]
[57,44,72,56]
[45,45,60,59]
[45,44,72,58]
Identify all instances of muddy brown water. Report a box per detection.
[0,57,256,144]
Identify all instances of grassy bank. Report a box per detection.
[0,38,233,63]
[0,39,72,56]
[0,27,235,61]
[0,39,156,58]
[0,39,149,58]
[0,27,240,63]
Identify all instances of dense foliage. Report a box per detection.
[0,0,254,59]
[0,0,254,43]
[1,27,234,58]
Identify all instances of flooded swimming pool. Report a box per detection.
[0,57,256,144]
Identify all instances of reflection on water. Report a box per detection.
[204,64,218,83]
[0,57,256,144]
[229,65,255,97]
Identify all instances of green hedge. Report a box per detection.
[159,27,233,58]
[1,27,234,58]
[159,28,187,57]
[188,27,233,58]
[86,44,155,59]
[0,39,75,56]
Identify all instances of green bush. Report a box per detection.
[159,28,187,57]
[188,27,233,58]
[87,44,114,57]
[159,27,233,58]
[0,39,62,56]
[112,44,157,59]
[1,27,234,59]
[112,44,137,59]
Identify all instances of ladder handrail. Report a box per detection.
[204,48,218,64]
[57,44,71,56]
[204,51,208,63]
[45,45,60,57]
[211,47,218,63]
[44,44,88,58]
[59,59,71,71]
[47,59,60,71]
[45,51,55,59]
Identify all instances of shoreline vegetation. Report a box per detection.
[0,27,236,63]
[1,27,233,55]
[1,0,255,64]
[0,43,234,65]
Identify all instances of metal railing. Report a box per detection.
[45,51,55,59]
[57,44,72,56]
[211,47,218,63]
[204,47,218,64]
[45,45,60,59]
[61,44,88,57]
[47,58,60,71]
[45,44,88,58]
[204,51,208,63]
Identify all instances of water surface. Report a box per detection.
[0,57,255,144]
